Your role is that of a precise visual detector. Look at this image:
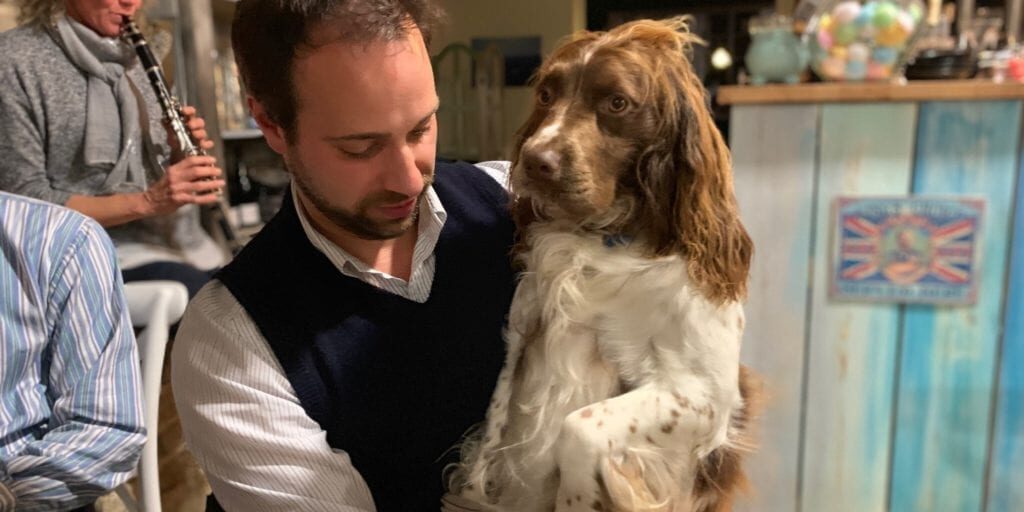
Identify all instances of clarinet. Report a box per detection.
[120,16,239,248]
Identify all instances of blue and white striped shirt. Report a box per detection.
[0,191,144,511]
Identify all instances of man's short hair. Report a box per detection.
[232,0,444,142]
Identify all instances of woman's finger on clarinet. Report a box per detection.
[181,105,215,148]
[180,105,199,119]
[191,180,227,200]
[168,155,217,177]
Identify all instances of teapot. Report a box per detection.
[745,13,809,84]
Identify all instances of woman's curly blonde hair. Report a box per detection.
[14,0,152,36]
[15,0,62,26]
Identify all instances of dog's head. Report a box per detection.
[510,17,752,303]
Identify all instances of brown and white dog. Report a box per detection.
[447,18,757,512]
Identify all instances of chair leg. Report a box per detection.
[137,292,170,512]
[124,281,188,512]
[114,484,140,512]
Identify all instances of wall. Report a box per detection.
[432,0,585,160]
[730,98,1024,512]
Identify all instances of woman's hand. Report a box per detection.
[141,155,225,216]
[168,105,215,159]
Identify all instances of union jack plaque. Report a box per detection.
[831,196,985,304]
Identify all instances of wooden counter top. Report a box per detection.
[717,80,1024,105]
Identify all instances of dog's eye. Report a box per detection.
[537,87,553,107]
[608,95,629,113]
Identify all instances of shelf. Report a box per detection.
[717,80,1024,105]
[221,128,264,141]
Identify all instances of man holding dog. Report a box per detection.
[171,0,515,510]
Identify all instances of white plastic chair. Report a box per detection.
[114,281,189,512]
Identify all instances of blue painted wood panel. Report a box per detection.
[731,104,818,512]
[802,103,917,512]
[890,101,1023,512]
[987,108,1024,512]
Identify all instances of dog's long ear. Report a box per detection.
[673,63,752,304]
[634,19,752,304]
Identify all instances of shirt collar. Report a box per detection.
[291,184,446,280]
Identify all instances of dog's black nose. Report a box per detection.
[522,148,560,178]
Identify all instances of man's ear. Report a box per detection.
[248,96,288,155]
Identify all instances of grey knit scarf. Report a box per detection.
[51,14,148,194]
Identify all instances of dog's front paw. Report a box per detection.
[554,408,672,511]
[553,383,730,511]
[553,408,608,510]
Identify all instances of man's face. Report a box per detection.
[64,0,142,38]
[261,26,439,241]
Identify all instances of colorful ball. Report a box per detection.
[866,62,893,80]
[848,42,870,62]
[821,57,847,80]
[860,24,878,40]
[819,14,834,33]
[817,28,834,50]
[871,46,899,65]
[897,11,916,34]
[908,3,923,22]
[854,3,877,27]
[845,59,868,80]
[830,46,849,60]
[834,23,860,45]
[872,2,900,29]
[875,23,909,46]
[832,1,862,24]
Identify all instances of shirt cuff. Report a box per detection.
[0,480,15,512]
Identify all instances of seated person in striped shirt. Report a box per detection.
[171,1,515,510]
[0,191,145,512]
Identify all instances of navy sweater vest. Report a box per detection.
[217,161,516,511]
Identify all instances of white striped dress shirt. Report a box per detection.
[172,162,509,512]
[0,191,145,511]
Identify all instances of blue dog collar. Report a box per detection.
[602,234,633,248]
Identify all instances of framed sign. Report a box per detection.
[831,196,985,304]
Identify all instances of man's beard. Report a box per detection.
[288,154,434,241]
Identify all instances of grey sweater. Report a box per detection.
[0,24,221,269]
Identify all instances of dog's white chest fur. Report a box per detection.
[457,224,745,511]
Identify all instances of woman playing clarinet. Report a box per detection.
[0,0,227,298]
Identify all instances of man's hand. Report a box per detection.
[140,155,225,216]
